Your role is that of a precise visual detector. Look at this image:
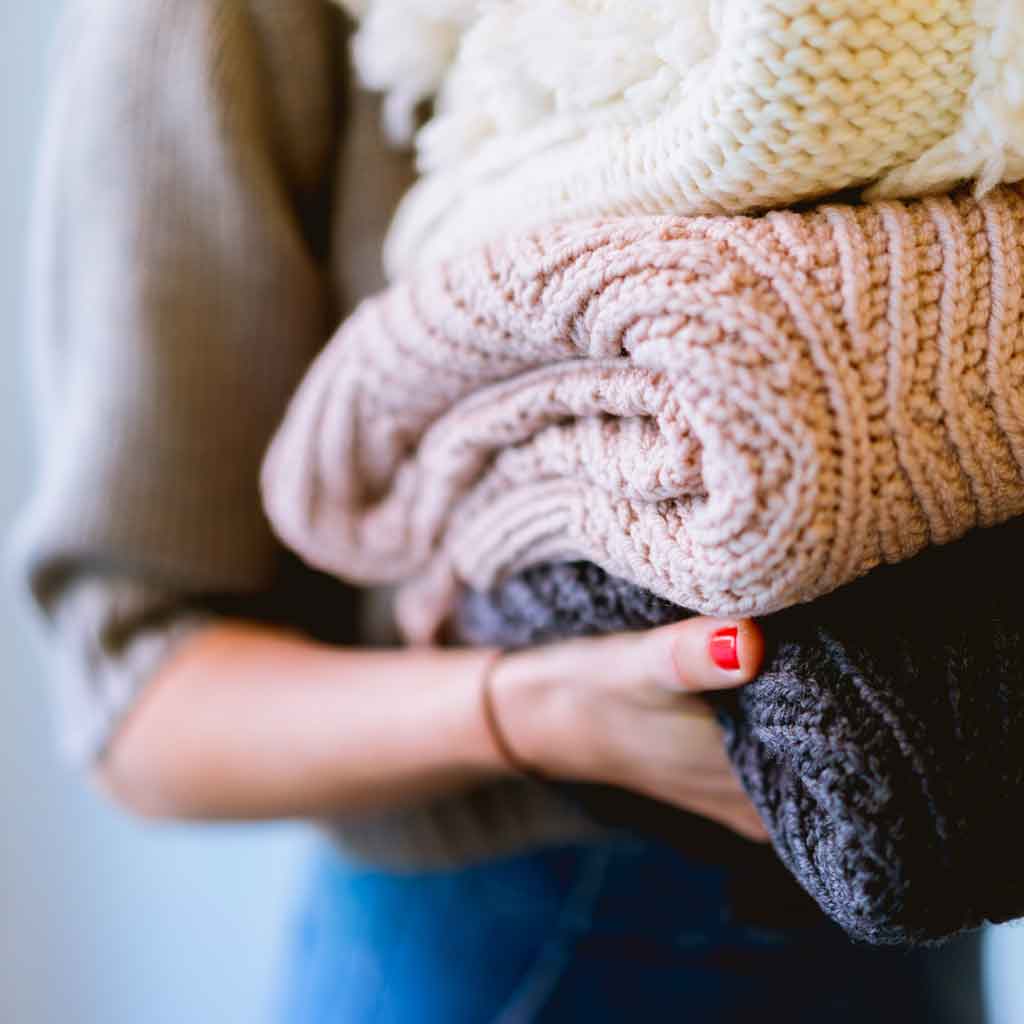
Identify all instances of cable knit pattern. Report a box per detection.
[262,186,1024,642]
[454,518,1024,945]
[337,0,1024,274]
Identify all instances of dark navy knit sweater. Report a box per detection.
[456,519,1024,946]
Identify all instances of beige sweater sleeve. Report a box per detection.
[11,0,351,761]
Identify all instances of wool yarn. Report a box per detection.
[454,517,1024,946]
[337,0,1024,274]
[262,186,1024,643]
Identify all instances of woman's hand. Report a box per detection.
[487,619,769,842]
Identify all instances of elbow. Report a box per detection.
[90,728,208,822]
[86,629,229,822]
[91,771,166,822]
[91,754,191,822]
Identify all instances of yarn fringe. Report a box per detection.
[337,0,1024,272]
[870,0,1024,199]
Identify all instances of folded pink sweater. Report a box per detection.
[262,186,1024,641]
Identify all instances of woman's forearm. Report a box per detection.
[96,615,767,842]
[96,622,509,820]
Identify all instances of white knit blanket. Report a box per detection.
[338,0,1024,275]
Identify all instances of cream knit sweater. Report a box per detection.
[339,1,1024,274]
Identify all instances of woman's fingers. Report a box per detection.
[527,616,763,698]
[644,617,764,693]
[697,796,772,843]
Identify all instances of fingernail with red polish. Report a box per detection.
[709,627,740,671]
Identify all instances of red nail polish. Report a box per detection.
[709,627,740,671]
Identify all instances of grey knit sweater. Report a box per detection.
[457,519,1024,945]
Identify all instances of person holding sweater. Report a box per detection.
[13,1,990,1020]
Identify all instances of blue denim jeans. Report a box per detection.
[277,836,983,1024]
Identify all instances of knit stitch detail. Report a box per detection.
[453,521,1024,946]
[262,187,1024,642]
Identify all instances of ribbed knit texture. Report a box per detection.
[262,185,1024,643]
[454,517,1024,946]
[339,0,1024,273]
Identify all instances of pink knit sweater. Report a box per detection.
[262,186,1024,641]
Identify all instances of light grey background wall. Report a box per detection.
[1,3,314,1023]
[3,3,1024,1024]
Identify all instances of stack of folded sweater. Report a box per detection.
[264,0,1024,944]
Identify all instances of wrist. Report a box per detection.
[479,650,537,777]
[486,646,588,781]
[446,650,519,779]
[389,648,520,784]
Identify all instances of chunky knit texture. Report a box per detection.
[338,0,1024,274]
[262,186,1024,643]
[454,518,1024,946]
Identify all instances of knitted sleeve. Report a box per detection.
[455,518,1024,946]
[10,0,347,760]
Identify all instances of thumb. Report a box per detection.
[646,617,764,694]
